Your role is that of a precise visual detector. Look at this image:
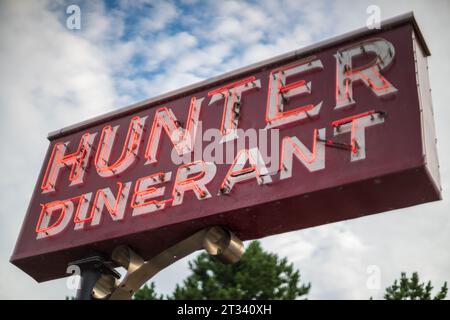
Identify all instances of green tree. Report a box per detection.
[384,272,447,300]
[170,240,310,300]
[134,282,163,300]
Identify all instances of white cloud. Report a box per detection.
[135,1,179,33]
[0,0,120,299]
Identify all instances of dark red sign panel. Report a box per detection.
[11,14,441,282]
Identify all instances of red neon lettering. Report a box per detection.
[74,182,131,226]
[332,110,385,161]
[41,132,96,193]
[36,201,67,234]
[36,195,85,238]
[131,172,172,215]
[265,58,323,129]
[208,77,261,142]
[145,97,204,164]
[332,110,376,154]
[334,38,397,110]
[279,129,326,180]
[221,148,272,193]
[172,160,216,206]
[95,116,146,177]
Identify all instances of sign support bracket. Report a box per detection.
[71,226,244,300]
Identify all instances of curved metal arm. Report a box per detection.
[92,226,244,300]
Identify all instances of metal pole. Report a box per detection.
[69,256,119,300]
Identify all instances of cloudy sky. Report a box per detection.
[0,0,449,299]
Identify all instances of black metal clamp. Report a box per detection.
[68,255,120,300]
